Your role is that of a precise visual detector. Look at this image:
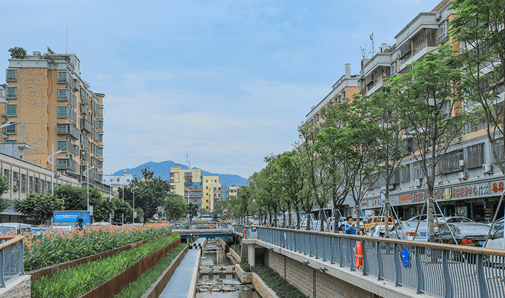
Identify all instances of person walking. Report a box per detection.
[345,216,356,235]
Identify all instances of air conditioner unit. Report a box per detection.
[12,185,18,192]
[483,164,493,173]
[436,13,442,21]
[459,172,468,180]
[388,184,396,191]
[459,160,465,167]
[415,178,422,188]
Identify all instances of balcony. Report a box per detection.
[57,158,77,172]
[57,72,70,84]
[56,123,79,140]
[80,118,92,133]
[80,103,89,115]
[184,180,192,185]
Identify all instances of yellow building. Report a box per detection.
[203,176,221,211]
[228,185,238,197]
[3,48,104,184]
[170,166,203,208]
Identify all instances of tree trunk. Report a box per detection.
[319,208,324,232]
[296,209,301,229]
[385,184,390,238]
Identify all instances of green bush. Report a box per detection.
[32,233,180,298]
[231,244,241,255]
[254,266,307,298]
[239,261,251,272]
[114,243,187,298]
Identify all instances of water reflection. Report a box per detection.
[196,291,260,298]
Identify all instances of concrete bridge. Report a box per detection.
[173,222,235,239]
[233,224,505,298]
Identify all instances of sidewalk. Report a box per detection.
[159,239,202,298]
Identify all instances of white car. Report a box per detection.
[486,225,504,250]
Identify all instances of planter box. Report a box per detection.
[28,233,172,281]
[79,238,181,298]
[253,273,279,298]
[235,264,253,284]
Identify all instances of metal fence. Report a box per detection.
[243,226,505,298]
[0,236,25,288]
[234,224,244,234]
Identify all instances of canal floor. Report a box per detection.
[159,239,203,298]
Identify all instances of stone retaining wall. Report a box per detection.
[234,264,253,284]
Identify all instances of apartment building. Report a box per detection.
[170,166,203,208]
[103,171,134,198]
[305,64,360,125]
[357,0,505,221]
[228,185,239,198]
[3,47,104,186]
[203,176,221,211]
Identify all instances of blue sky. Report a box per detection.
[1,0,442,179]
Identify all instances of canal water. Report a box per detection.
[196,238,259,298]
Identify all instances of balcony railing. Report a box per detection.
[56,123,79,140]
[80,118,92,133]
[57,158,77,172]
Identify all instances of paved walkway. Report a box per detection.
[159,238,202,298]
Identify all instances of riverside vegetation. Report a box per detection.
[31,232,180,298]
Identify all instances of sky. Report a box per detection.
[1,0,443,179]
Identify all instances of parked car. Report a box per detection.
[438,222,494,246]
[389,220,438,241]
[407,214,445,223]
[485,225,504,250]
[437,216,473,226]
[363,216,394,234]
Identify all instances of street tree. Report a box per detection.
[0,175,11,213]
[14,193,64,224]
[391,46,469,238]
[451,0,505,175]
[187,203,198,222]
[163,194,187,222]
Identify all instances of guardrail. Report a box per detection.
[234,224,244,234]
[241,226,505,298]
[0,235,25,288]
[173,222,230,230]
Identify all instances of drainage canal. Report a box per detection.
[196,238,259,298]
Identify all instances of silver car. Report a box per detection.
[389,221,438,241]
[485,225,504,250]
[438,222,494,246]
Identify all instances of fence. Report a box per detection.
[243,226,505,298]
[0,235,25,288]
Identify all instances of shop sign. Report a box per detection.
[400,194,411,204]
[361,201,368,208]
[492,182,504,193]
[371,199,382,207]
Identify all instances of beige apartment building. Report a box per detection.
[170,166,203,208]
[203,176,221,211]
[228,185,238,198]
[3,48,104,185]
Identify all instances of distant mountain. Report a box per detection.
[111,160,248,187]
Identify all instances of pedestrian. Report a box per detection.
[345,216,356,235]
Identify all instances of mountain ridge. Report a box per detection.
[111,160,248,187]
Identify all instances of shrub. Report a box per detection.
[31,233,180,298]
[239,261,251,272]
[254,266,307,298]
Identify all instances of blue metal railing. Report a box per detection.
[0,236,25,288]
[238,225,505,298]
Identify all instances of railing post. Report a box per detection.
[377,241,383,280]
[18,241,25,275]
[349,238,355,271]
[415,246,425,294]
[0,248,4,288]
[394,243,402,287]
[362,240,368,276]
[338,237,343,267]
[476,254,489,298]
[442,250,453,298]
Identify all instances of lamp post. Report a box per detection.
[184,188,190,204]
[84,165,95,212]
[131,186,138,224]
[46,145,66,195]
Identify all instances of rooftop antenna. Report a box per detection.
[66,10,68,54]
[360,45,368,59]
[369,32,375,57]
[186,154,191,169]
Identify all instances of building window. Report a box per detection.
[35,178,40,193]
[97,147,103,156]
[57,72,67,83]
[6,69,17,81]
[58,106,68,118]
[6,87,16,99]
[170,179,174,183]
[99,121,104,128]
[13,172,20,191]
[58,88,68,100]
[29,176,34,193]
[400,164,411,182]
[21,174,27,193]
[98,134,103,142]
[468,143,484,168]
[58,140,67,151]
[413,162,424,179]
[6,139,16,144]
[438,21,447,41]
[3,169,11,185]
[438,150,464,174]
[6,104,17,116]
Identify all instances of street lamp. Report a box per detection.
[84,165,95,212]
[131,185,139,224]
[46,145,66,195]
[0,121,20,129]
[184,188,190,204]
